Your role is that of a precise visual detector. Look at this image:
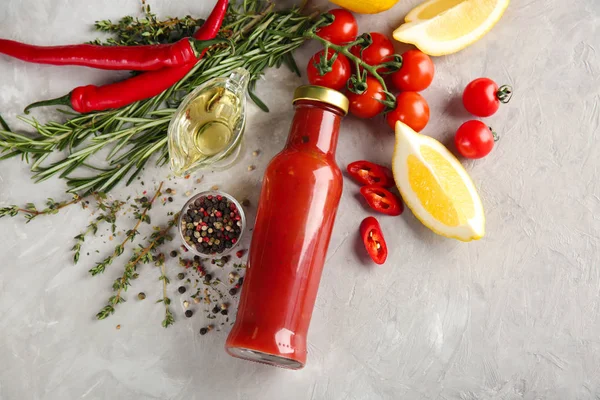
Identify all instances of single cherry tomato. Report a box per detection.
[348,77,386,119]
[360,217,388,265]
[386,92,430,132]
[462,78,513,117]
[454,120,496,159]
[360,185,403,216]
[347,161,395,187]
[315,9,358,45]
[306,49,351,91]
[390,49,434,92]
[351,32,395,72]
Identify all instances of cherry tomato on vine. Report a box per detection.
[462,78,513,117]
[386,92,430,132]
[348,77,386,119]
[454,120,495,159]
[351,32,395,72]
[315,9,358,45]
[306,49,351,91]
[390,49,434,92]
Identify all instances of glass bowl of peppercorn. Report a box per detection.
[178,191,246,257]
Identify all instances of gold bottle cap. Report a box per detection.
[293,85,349,115]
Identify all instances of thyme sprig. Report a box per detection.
[96,212,178,321]
[0,195,81,222]
[72,197,126,264]
[157,255,174,328]
[0,1,324,195]
[89,1,205,47]
[89,181,163,276]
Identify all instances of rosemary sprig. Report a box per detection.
[0,1,325,195]
[89,181,163,275]
[72,197,125,264]
[0,195,81,222]
[96,212,178,321]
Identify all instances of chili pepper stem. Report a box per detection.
[24,93,72,114]
[189,38,231,58]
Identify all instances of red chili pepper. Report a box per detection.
[360,185,403,216]
[23,0,229,114]
[0,37,222,71]
[347,161,394,187]
[360,217,387,265]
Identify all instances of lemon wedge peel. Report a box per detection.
[393,0,510,56]
[329,0,399,14]
[392,121,485,241]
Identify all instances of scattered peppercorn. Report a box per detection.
[178,286,186,294]
[185,310,193,318]
[229,288,238,295]
[138,292,146,300]
[177,272,185,280]
[204,274,212,283]
[212,305,221,314]
[168,197,173,202]
[170,250,178,258]
[166,188,173,194]
[199,327,208,335]
[221,309,228,315]
[242,199,250,207]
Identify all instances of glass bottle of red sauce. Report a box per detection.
[225,86,349,369]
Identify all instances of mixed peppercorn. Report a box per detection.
[174,252,247,336]
[180,193,243,255]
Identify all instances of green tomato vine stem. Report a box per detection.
[305,31,402,109]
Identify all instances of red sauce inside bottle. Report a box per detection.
[226,97,346,369]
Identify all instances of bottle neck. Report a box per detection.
[286,100,344,157]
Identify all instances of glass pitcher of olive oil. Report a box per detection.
[168,68,250,176]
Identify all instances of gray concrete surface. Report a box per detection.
[1,0,599,399]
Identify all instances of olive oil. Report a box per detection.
[168,68,249,176]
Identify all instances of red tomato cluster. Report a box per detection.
[309,9,435,132]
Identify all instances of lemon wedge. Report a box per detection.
[392,121,485,241]
[393,0,510,56]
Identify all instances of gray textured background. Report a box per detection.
[1,0,599,399]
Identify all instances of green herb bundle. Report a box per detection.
[0,1,322,195]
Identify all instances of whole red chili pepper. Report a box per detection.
[0,37,223,71]
[24,0,229,114]
[360,185,403,216]
[347,160,394,187]
[360,217,387,265]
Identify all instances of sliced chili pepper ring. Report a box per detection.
[360,217,387,265]
[347,160,394,187]
[360,185,403,216]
